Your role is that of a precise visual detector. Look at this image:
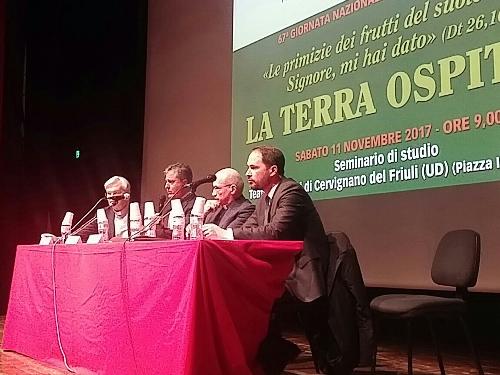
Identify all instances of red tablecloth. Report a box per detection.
[2,240,302,375]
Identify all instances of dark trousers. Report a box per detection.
[258,292,341,375]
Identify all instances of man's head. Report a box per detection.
[104,176,131,212]
[245,146,285,192]
[164,163,193,199]
[212,168,245,207]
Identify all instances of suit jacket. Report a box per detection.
[204,196,255,229]
[326,231,374,370]
[78,205,131,241]
[233,178,329,302]
[156,192,197,238]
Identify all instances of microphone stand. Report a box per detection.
[127,186,187,242]
[67,197,107,237]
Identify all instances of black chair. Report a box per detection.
[370,229,484,375]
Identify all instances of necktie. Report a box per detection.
[264,196,271,225]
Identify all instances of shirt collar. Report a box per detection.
[267,183,279,200]
[113,205,129,218]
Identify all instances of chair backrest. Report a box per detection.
[431,230,480,290]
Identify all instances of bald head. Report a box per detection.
[212,168,245,206]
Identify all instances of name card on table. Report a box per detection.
[65,235,82,244]
[39,233,56,245]
[87,233,105,244]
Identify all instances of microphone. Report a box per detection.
[158,194,167,213]
[106,192,130,202]
[185,175,216,191]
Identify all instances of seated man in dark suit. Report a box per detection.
[203,168,254,229]
[78,175,132,241]
[203,146,334,374]
[157,162,197,238]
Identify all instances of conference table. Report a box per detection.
[2,239,302,375]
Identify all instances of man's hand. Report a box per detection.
[202,224,232,239]
[203,200,219,215]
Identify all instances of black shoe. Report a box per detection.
[258,337,301,375]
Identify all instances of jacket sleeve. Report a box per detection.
[227,201,255,229]
[233,183,307,240]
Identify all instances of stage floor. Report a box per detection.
[1,316,499,374]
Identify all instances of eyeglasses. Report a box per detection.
[212,184,234,191]
[106,191,124,198]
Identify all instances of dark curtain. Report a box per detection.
[0,0,27,314]
[0,0,4,141]
[0,0,147,313]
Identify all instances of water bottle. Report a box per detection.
[98,219,109,242]
[60,224,72,240]
[143,216,157,237]
[189,214,203,240]
[130,218,142,235]
[129,202,143,236]
[171,215,185,240]
[143,202,157,237]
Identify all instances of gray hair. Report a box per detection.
[164,163,193,183]
[104,176,131,193]
[216,168,244,195]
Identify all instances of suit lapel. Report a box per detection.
[219,204,237,228]
[105,207,115,238]
[205,206,223,224]
[267,180,285,222]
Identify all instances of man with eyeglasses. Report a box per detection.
[203,146,334,375]
[203,168,254,229]
[79,175,132,241]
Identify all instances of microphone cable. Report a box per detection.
[117,185,198,372]
[119,240,139,374]
[50,236,76,373]
[48,196,105,373]
[116,186,188,374]
[69,215,97,237]
[127,186,186,242]
[68,197,107,236]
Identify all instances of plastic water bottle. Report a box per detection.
[98,219,109,242]
[143,216,157,237]
[189,214,203,240]
[129,202,143,236]
[130,218,142,235]
[143,202,157,237]
[171,215,185,240]
[60,224,72,240]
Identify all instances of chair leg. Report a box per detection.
[427,318,445,375]
[458,315,484,375]
[407,320,413,375]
